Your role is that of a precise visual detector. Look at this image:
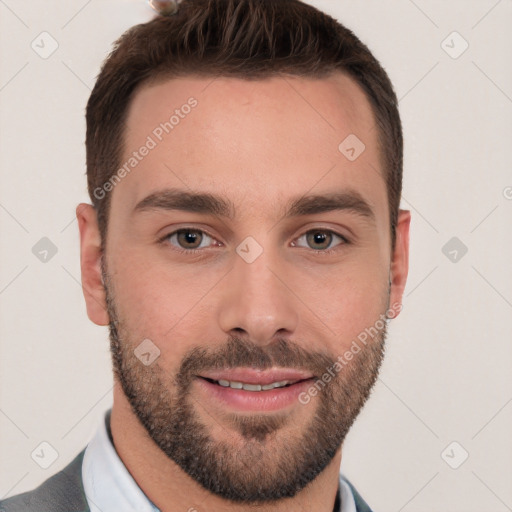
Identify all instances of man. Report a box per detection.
[0,0,410,510]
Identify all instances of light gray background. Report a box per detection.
[1,1,511,511]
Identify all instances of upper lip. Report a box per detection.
[198,368,315,386]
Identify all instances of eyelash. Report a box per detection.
[158,227,350,256]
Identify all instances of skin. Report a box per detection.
[77,73,410,512]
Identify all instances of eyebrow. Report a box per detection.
[133,187,375,222]
[134,188,235,218]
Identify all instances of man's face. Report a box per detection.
[85,74,409,502]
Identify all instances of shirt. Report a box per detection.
[82,409,356,512]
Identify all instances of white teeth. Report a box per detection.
[261,380,287,390]
[242,383,261,391]
[215,379,293,391]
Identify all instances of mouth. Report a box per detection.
[201,377,304,392]
[194,368,316,412]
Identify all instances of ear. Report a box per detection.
[76,203,110,326]
[389,209,411,317]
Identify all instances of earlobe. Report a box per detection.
[389,209,411,316]
[76,203,110,326]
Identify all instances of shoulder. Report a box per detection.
[0,449,89,512]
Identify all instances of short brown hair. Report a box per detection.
[86,0,402,251]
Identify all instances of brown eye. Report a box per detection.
[306,231,332,250]
[164,228,215,251]
[176,229,203,249]
[294,229,348,251]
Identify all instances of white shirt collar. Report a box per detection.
[339,476,358,512]
[82,409,159,512]
[82,409,356,512]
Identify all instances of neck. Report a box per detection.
[110,384,343,512]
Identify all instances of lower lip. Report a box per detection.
[195,377,314,412]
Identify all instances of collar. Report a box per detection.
[82,408,356,512]
[82,409,159,512]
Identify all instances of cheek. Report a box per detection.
[107,250,223,353]
[299,257,389,352]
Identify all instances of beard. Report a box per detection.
[102,264,388,503]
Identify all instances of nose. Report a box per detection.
[217,243,299,346]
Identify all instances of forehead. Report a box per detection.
[114,73,384,223]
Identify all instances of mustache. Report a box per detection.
[176,336,336,386]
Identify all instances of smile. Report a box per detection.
[195,370,316,412]
[204,378,298,392]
